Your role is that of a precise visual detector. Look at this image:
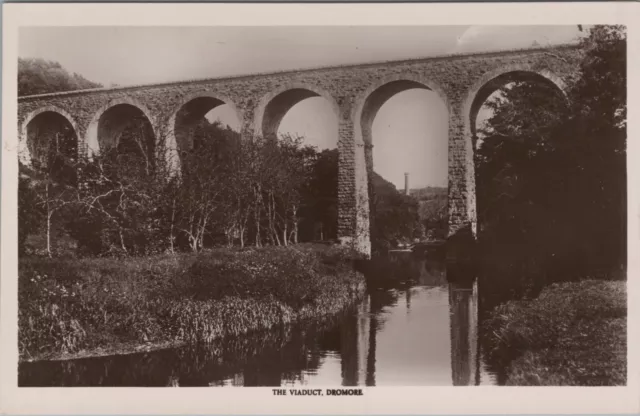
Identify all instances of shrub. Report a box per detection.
[18,246,364,360]
[482,280,627,385]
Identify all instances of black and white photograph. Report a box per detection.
[1,2,638,414]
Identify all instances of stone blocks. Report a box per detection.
[18,45,583,257]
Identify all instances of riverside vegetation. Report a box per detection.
[18,26,627,386]
[17,106,423,362]
[481,280,626,385]
[19,244,365,361]
[18,57,435,362]
[476,26,627,385]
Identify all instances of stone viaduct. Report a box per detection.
[17,44,583,257]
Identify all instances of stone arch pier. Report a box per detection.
[17,44,582,258]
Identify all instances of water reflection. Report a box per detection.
[19,253,497,387]
[449,280,479,386]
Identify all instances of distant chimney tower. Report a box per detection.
[404,173,410,195]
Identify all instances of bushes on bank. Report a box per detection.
[482,280,627,385]
[18,244,364,361]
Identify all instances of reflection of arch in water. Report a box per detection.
[366,311,378,386]
[356,297,370,385]
[340,312,360,386]
[448,279,479,386]
[406,288,412,313]
[338,293,379,387]
[416,257,448,286]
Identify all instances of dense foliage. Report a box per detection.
[18,244,364,360]
[478,26,628,386]
[369,172,424,250]
[18,58,103,96]
[17,56,441,257]
[482,280,626,385]
[412,187,447,241]
[20,113,437,256]
[476,25,627,305]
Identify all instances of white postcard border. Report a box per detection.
[2,2,639,414]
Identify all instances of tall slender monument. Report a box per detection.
[404,173,410,196]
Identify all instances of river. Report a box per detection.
[18,252,498,386]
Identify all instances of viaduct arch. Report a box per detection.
[354,74,451,251]
[254,83,340,140]
[20,106,80,166]
[17,44,583,258]
[84,98,159,166]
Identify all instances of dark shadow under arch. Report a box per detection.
[172,95,241,153]
[91,103,158,175]
[23,110,78,175]
[467,69,567,137]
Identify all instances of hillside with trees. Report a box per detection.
[369,172,423,250]
[411,186,447,241]
[18,58,103,96]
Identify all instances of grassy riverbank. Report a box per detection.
[483,280,626,385]
[19,244,365,362]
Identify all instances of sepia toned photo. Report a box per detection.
[1,2,638,414]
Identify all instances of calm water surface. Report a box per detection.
[19,253,498,386]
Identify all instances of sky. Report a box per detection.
[20,26,586,188]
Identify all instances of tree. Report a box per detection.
[265,134,316,245]
[369,172,422,248]
[18,58,103,96]
[566,25,627,270]
[418,195,447,240]
[17,61,105,255]
[18,171,43,255]
[175,122,231,252]
[412,186,447,240]
[65,121,168,256]
[22,118,78,257]
[219,136,253,248]
[476,25,626,294]
[300,149,338,241]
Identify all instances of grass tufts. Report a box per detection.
[19,244,364,361]
[482,280,626,385]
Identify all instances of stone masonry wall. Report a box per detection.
[17,45,583,257]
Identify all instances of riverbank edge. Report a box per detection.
[20,277,367,364]
[19,245,367,363]
[482,279,627,386]
[20,339,187,363]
